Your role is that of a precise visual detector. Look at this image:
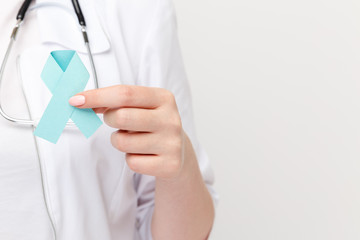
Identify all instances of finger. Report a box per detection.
[126,153,182,178]
[125,153,161,176]
[104,108,160,132]
[69,85,166,109]
[111,131,162,154]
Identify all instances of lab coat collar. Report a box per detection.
[34,0,110,54]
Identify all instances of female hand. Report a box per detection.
[69,85,184,179]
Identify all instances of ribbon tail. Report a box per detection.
[34,101,75,144]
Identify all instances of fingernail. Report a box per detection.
[69,95,85,106]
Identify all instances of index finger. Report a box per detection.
[69,85,164,109]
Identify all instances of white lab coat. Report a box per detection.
[0,0,217,239]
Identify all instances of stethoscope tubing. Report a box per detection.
[0,2,99,240]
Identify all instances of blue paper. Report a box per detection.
[34,50,102,144]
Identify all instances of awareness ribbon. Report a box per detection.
[34,50,102,144]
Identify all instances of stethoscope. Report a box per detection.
[0,0,99,127]
[0,1,99,239]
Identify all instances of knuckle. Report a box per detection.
[168,114,182,134]
[118,86,134,105]
[162,89,175,102]
[116,109,131,128]
[172,137,183,153]
[160,109,182,132]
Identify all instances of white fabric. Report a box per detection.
[0,0,217,239]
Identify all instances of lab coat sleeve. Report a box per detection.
[134,0,218,239]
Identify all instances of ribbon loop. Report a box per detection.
[34,50,102,144]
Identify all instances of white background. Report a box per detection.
[173,0,360,239]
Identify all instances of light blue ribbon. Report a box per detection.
[34,50,102,144]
